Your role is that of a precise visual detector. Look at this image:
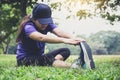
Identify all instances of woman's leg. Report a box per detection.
[44,48,71,68]
[52,60,71,68]
[17,55,44,66]
[46,48,70,61]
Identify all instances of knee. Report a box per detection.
[61,48,71,60]
[63,48,71,56]
[55,54,64,60]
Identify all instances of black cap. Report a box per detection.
[32,3,53,24]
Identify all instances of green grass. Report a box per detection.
[0,54,120,80]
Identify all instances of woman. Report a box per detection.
[16,3,84,68]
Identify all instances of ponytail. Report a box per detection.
[16,15,31,42]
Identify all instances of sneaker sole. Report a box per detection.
[79,41,95,69]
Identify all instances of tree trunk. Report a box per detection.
[20,0,27,17]
[3,37,10,54]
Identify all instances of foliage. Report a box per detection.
[0,0,38,16]
[50,0,120,23]
[0,54,120,80]
[89,31,120,54]
[0,0,38,54]
[0,4,19,40]
[7,45,17,54]
[0,4,20,54]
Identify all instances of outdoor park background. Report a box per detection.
[0,0,120,80]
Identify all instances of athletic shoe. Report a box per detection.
[70,58,81,69]
[79,41,95,69]
[71,58,86,69]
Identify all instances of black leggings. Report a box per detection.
[17,48,70,66]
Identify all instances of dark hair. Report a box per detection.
[16,15,31,42]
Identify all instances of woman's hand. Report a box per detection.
[72,37,85,42]
[62,38,85,45]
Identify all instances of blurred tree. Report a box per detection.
[0,0,39,54]
[0,4,20,54]
[89,31,120,54]
[50,0,120,24]
[0,0,38,17]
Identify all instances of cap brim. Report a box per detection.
[37,17,53,24]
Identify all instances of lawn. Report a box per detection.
[0,54,120,80]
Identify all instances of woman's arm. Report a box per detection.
[29,31,63,43]
[53,28,85,41]
[29,31,81,45]
[52,28,73,39]
[52,27,85,42]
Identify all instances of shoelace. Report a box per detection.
[70,58,82,67]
